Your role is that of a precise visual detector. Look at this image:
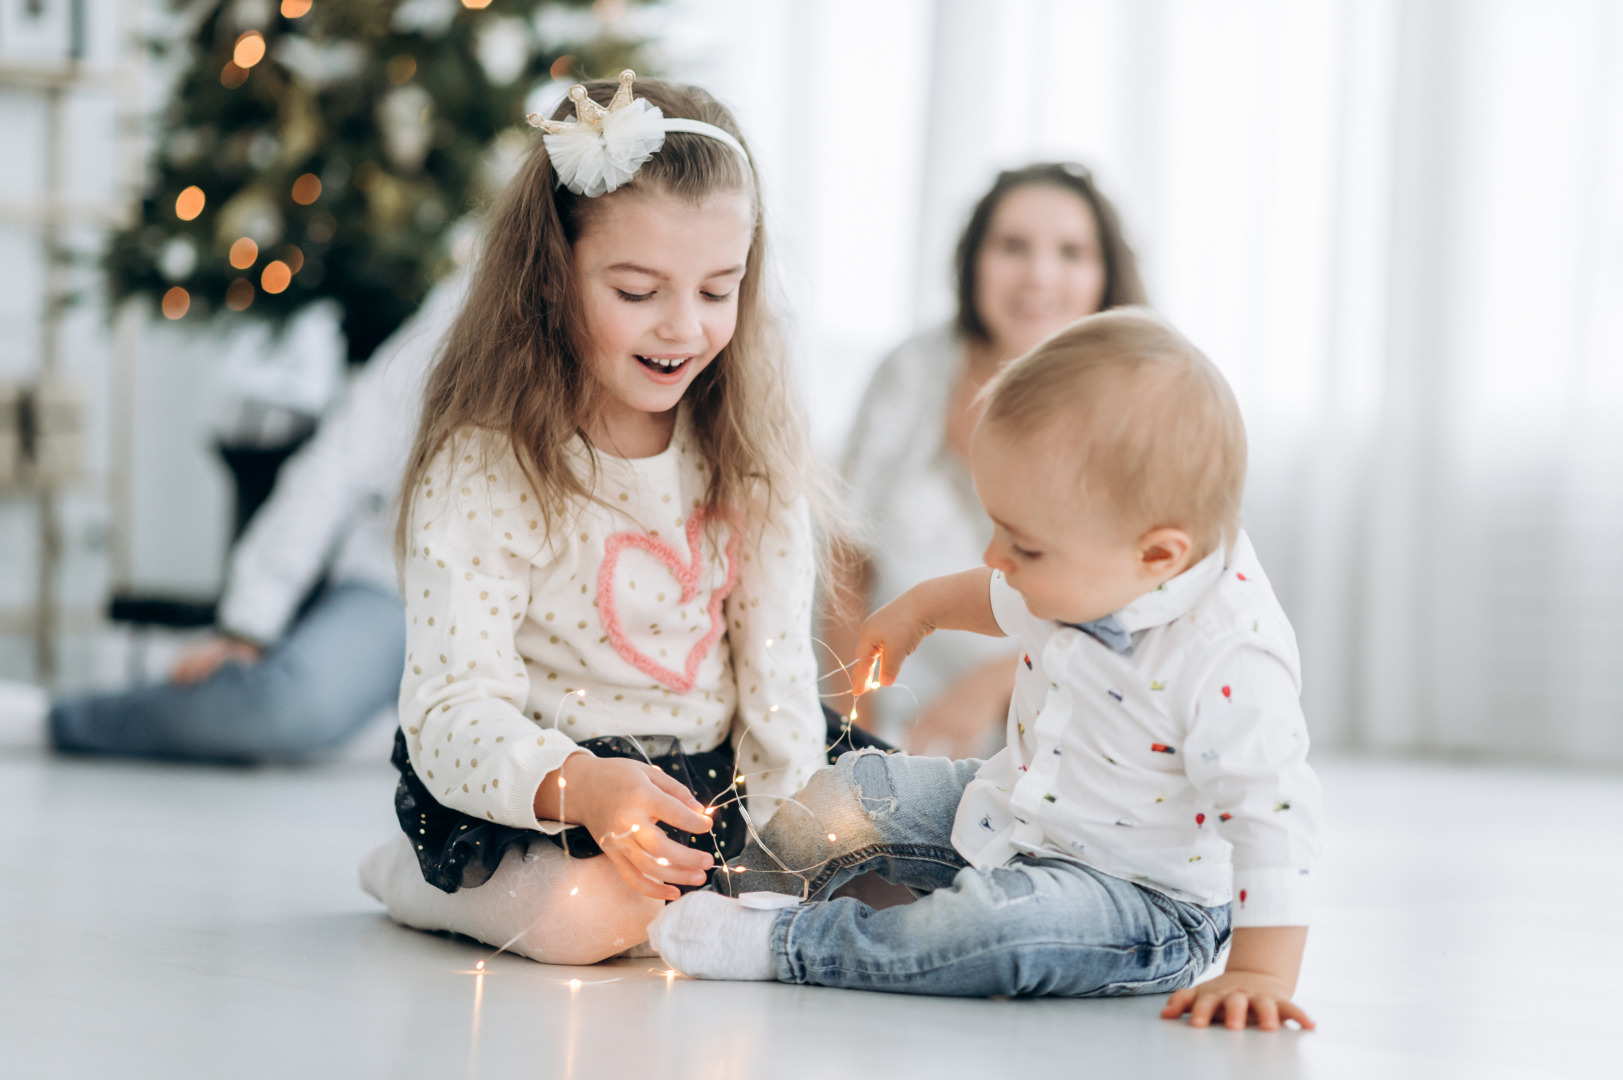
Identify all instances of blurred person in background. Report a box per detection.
[40,275,467,763]
[828,163,1146,757]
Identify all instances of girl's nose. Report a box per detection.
[983,541,1013,574]
[657,296,703,342]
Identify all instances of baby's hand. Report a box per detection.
[853,593,935,697]
[1160,970,1315,1032]
[541,755,715,901]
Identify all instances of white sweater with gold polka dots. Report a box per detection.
[399,419,825,833]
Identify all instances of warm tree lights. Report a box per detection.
[290,173,322,205]
[386,55,418,85]
[174,186,205,221]
[232,32,267,69]
[106,0,649,360]
[261,260,293,294]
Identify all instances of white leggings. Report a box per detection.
[359,832,664,965]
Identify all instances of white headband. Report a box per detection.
[526,71,750,198]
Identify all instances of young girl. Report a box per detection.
[358,73,832,964]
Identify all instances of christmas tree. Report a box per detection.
[106,0,648,363]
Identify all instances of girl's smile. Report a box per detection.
[635,353,696,380]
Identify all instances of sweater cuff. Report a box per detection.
[1230,865,1313,927]
[501,738,588,832]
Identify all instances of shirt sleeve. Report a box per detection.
[399,432,585,831]
[725,495,826,824]
[988,569,1038,640]
[1182,643,1322,927]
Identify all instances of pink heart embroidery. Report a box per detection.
[597,508,741,694]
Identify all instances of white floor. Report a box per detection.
[1,748,1619,1080]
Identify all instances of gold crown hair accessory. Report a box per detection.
[525,70,749,197]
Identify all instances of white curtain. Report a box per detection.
[650,0,1623,763]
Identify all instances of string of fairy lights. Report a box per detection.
[464,635,909,970]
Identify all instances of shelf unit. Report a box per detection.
[0,2,146,684]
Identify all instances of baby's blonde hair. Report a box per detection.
[979,308,1247,558]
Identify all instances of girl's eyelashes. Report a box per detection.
[1012,544,1042,560]
[613,288,735,303]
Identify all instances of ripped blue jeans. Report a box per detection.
[716,750,1230,997]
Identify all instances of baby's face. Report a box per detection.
[970,425,1175,624]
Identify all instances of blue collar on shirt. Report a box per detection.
[1062,614,1134,655]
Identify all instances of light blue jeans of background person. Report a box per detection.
[715,749,1231,997]
[49,583,405,764]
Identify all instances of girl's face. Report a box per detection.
[573,187,755,451]
[974,184,1108,358]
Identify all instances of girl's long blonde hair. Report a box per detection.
[396,78,820,560]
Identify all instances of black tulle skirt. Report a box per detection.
[391,706,889,894]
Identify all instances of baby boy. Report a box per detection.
[650,309,1321,1029]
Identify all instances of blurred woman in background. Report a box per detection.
[39,277,466,763]
[828,163,1147,757]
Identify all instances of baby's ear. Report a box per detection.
[1138,527,1195,578]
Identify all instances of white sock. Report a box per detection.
[646,891,779,981]
[0,681,49,750]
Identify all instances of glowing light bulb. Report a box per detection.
[570,886,579,895]
[475,960,485,970]
[568,978,582,991]
[827,833,837,842]
[174,186,205,221]
[161,287,190,320]
[769,705,779,713]
[290,173,322,205]
[576,689,587,697]
[630,824,640,832]
[848,709,858,722]
[557,777,566,789]
[261,260,291,294]
[656,858,670,867]
[233,31,266,69]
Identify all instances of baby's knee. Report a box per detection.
[844,749,900,818]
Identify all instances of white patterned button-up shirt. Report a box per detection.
[950,532,1322,926]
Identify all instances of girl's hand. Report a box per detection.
[1160,970,1316,1031]
[535,754,716,901]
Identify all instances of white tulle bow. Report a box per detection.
[543,97,667,197]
